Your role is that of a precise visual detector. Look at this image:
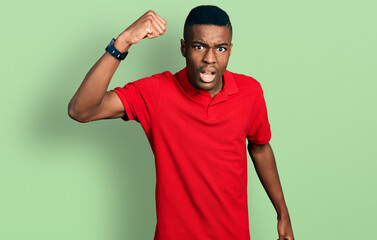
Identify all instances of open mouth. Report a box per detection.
[199,69,216,83]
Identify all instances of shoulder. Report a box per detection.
[145,70,177,86]
[130,70,174,88]
[226,70,264,95]
[151,70,174,80]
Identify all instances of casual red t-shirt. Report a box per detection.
[113,67,271,240]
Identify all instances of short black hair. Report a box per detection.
[183,5,232,40]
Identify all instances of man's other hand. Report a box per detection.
[277,214,294,240]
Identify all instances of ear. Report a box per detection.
[180,39,187,58]
[229,43,233,55]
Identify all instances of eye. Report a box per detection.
[195,45,204,50]
[218,47,226,52]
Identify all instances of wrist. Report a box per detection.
[114,36,132,53]
[277,208,290,220]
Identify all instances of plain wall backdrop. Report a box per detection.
[1,0,376,239]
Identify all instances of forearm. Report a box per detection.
[247,142,289,217]
[68,11,166,122]
[68,36,131,120]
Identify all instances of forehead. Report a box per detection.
[186,25,232,44]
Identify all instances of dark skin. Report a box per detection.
[248,143,294,240]
[180,25,233,97]
[182,25,294,240]
[68,10,294,239]
[68,10,167,122]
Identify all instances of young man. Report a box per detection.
[68,5,294,240]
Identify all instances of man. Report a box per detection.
[68,5,294,240]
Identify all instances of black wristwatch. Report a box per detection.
[105,38,128,60]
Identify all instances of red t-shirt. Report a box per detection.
[113,67,271,240]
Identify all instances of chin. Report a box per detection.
[196,78,216,89]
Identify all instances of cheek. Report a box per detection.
[219,54,231,64]
[187,54,201,66]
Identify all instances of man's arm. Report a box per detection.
[247,142,294,240]
[68,10,167,123]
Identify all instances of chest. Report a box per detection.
[154,87,256,145]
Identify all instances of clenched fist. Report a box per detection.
[115,10,167,51]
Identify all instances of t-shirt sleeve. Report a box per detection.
[112,75,160,135]
[246,83,271,144]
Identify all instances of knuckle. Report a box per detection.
[146,27,153,33]
[146,15,154,22]
[144,18,153,26]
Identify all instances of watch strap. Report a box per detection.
[105,38,128,60]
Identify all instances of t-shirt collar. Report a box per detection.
[177,67,238,97]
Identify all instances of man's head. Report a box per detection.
[181,5,233,97]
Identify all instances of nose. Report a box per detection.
[203,48,216,64]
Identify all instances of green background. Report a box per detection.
[1,0,376,239]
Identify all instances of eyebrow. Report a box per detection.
[192,41,229,47]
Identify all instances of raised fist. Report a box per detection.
[118,10,167,46]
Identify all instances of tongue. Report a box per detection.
[200,72,215,83]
